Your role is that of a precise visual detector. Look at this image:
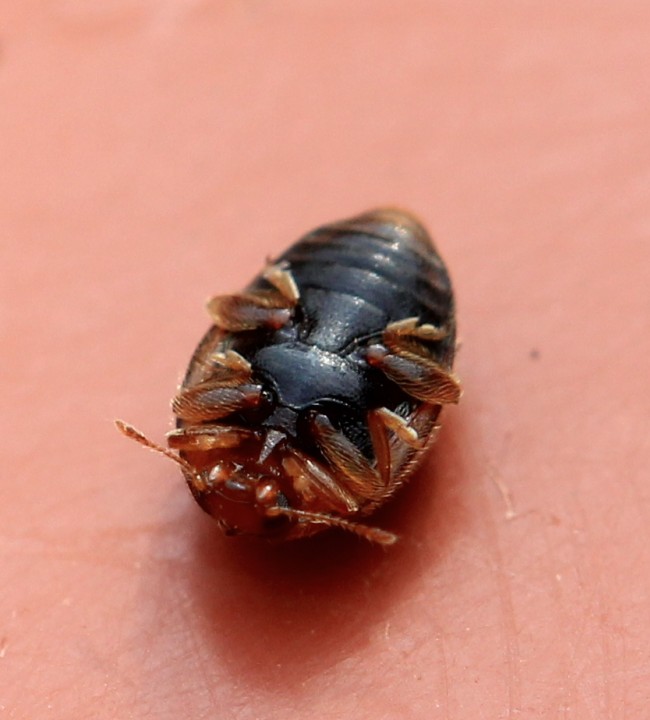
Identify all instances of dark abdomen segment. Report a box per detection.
[251,209,456,363]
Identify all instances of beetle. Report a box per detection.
[117,208,460,545]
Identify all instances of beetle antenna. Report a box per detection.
[115,420,204,487]
[269,506,398,546]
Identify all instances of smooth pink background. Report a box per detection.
[2,2,649,718]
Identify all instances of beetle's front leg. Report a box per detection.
[172,381,263,422]
[166,424,258,451]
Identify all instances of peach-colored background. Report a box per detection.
[2,2,650,718]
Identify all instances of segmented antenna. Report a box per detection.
[270,506,398,546]
[115,420,206,491]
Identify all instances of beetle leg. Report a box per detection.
[309,413,385,499]
[373,407,425,449]
[195,349,253,386]
[367,407,425,487]
[366,409,392,486]
[383,316,456,360]
[384,317,448,347]
[267,506,398,546]
[282,448,359,514]
[172,381,262,422]
[367,344,461,405]
[262,262,300,304]
[167,424,257,451]
[368,408,425,450]
[206,290,292,332]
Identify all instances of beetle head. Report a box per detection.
[115,420,398,544]
[189,457,291,537]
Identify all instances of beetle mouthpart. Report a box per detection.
[255,479,280,507]
[206,461,236,489]
[198,472,287,537]
[267,506,398,546]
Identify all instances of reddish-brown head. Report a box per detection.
[114,420,398,545]
[177,431,296,538]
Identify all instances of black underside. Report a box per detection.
[220,222,456,460]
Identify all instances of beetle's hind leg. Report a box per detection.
[367,317,462,405]
[206,263,300,332]
[274,442,397,545]
[207,292,292,332]
[309,413,386,499]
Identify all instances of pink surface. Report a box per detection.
[2,2,650,718]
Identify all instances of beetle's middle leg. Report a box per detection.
[194,349,253,385]
[367,317,462,405]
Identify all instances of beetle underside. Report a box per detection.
[117,209,461,545]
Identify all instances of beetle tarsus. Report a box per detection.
[373,407,424,449]
[196,349,253,384]
[384,317,448,347]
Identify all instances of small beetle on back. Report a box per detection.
[117,209,461,545]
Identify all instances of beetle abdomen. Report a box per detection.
[249,209,456,361]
